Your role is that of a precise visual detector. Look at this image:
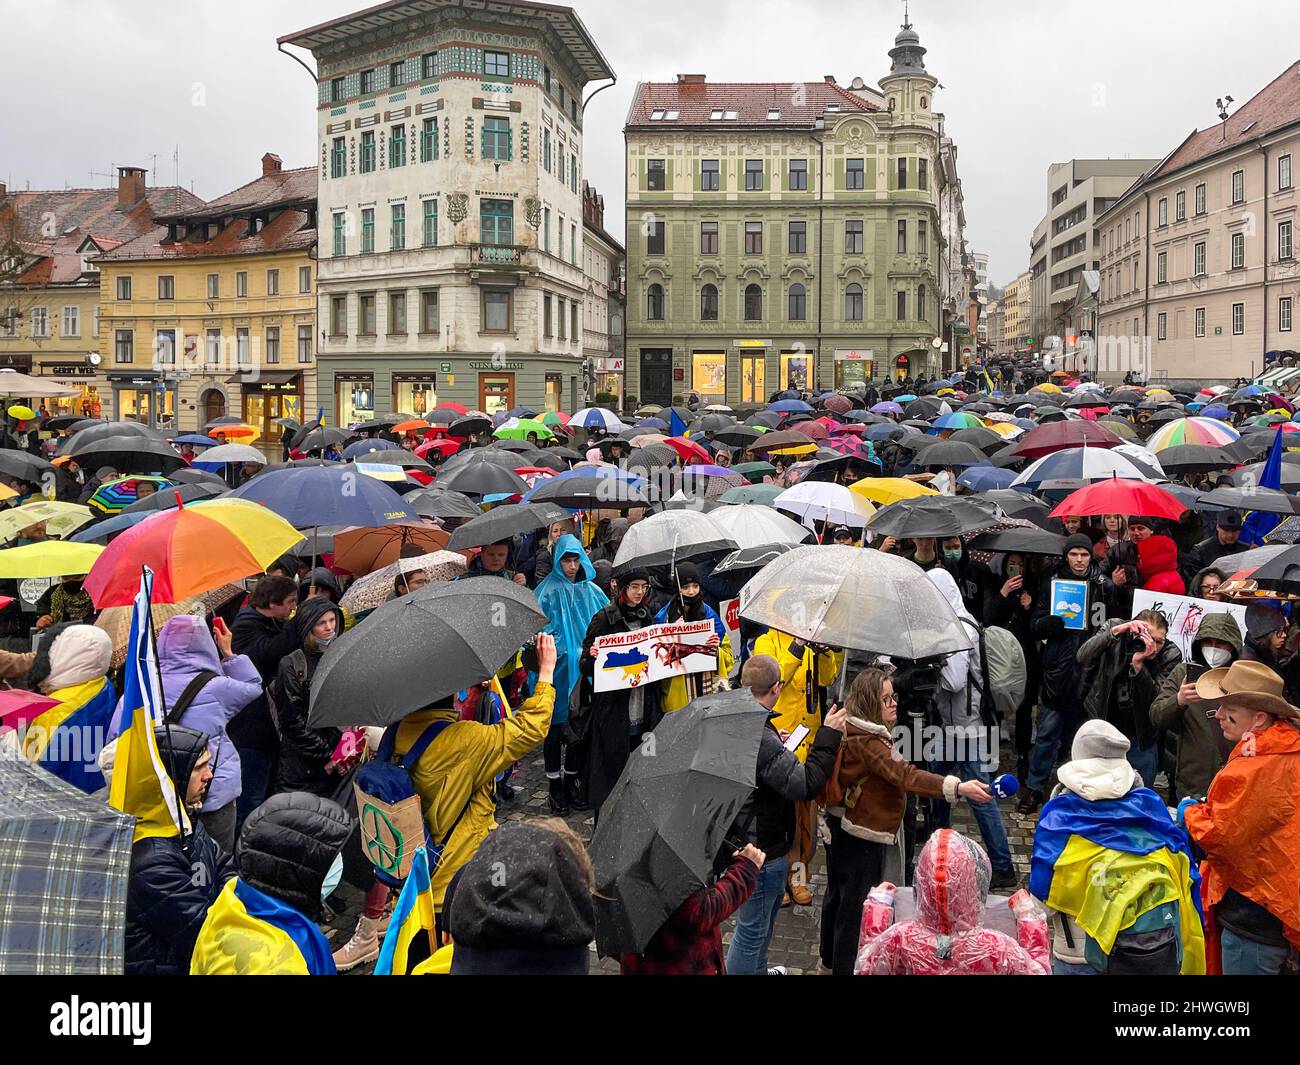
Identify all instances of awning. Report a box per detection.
[0,369,82,397]
[225,372,301,387]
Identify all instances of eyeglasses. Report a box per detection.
[882,693,899,706]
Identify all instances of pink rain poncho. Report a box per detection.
[854,829,1051,975]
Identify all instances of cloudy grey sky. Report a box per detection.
[5,0,1297,286]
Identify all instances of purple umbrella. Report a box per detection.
[871,402,904,416]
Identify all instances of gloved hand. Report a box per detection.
[1176,796,1201,829]
[1008,889,1045,921]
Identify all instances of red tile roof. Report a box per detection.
[1152,61,1300,179]
[627,79,877,129]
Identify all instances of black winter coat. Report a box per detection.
[229,605,300,751]
[124,821,233,975]
[734,721,840,859]
[270,597,343,796]
[1029,560,1113,711]
[1077,621,1183,750]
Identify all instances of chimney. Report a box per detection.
[676,74,706,84]
[262,152,283,176]
[0,181,7,198]
[117,166,146,209]
[824,75,836,84]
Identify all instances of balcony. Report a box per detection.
[473,243,525,266]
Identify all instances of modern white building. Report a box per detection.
[278,0,614,422]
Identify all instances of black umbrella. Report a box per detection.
[948,427,1004,452]
[529,473,652,511]
[1231,462,1300,491]
[548,446,585,463]
[447,502,572,550]
[489,439,542,454]
[406,487,482,522]
[1145,409,1186,425]
[287,417,323,449]
[348,448,433,472]
[590,689,768,957]
[56,420,163,455]
[1065,393,1110,409]
[713,425,761,448]
[295,426,352,453]
[67,435,186,475]
[1157,444,1237,473]
[118,481,225,514]
[690,414,736,433]
[1156,482,1208,510]
[1109,390,1144,405]
[966,526,1068,556]
[1200,486,1300,515]
[448,415,492,437]
[0,450,55,483]
[914,440,988,468]
[170,468,230,489]
[867,495,1000,538]
[1222,436,1272,463]
[744,410,782,430]
[712,541,797,575]
[307,578,547,728]
[433,460,528,497]
[41,414,90,431]
[904,397,950,419]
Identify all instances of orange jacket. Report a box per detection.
[1185,719,1300,952]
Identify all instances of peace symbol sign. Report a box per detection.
[361,803,404,873]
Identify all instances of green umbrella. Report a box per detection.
[732,461,777,483]
[494,417,555,441]
[717,483,783,505]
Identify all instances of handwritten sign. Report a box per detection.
[592,619,716,693]
[1050,579,1090,631]
[1131,590,1246,664]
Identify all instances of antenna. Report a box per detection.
[1216,95,1234,140]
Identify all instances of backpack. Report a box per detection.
[977,625,1027,723]
[352,720,474,888]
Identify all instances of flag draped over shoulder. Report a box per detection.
[108,567,189,843]
[375,846,452,975]
[1030,788,1205,974]
[190,879,335,975]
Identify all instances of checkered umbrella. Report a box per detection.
[0,745,135,974]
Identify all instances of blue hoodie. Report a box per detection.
[534,533,609,721]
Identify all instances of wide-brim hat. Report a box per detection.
[1196,660,1300,721]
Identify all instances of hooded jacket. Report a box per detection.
[1078,617,1183,750]
[1137,535,1185,595]
[534,533,609,722]
[107,614,262,812]
[1030,544,1111,711]
[124,725,234,975]
[271,596,345,796]
[855,829,1050,975]
[1149,610,1243,800]
[297,567,342,604]
[926,569,985,729]
[751,630,843,763]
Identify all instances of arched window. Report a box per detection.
[700,283,718,321]
[920,95,928,110]
[646,283,664,321]
[788,283,806,321]
[744,283,763,322]
[845,283,863,321]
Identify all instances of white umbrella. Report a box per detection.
[570,407,627,433]
[611,508,736,573]
[709,504,814,549]
[1112,442,1164,476]
[195,443,266,464]
[773,481,877,529]
[1010,446,1158,489]
[0,369,81,398]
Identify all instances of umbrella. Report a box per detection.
[708,504,812,548]
[118,481,225,515]
[932,411,986,432]
[41,414,94,432]
[731,460,776,483]
[1096,418,1139,441]
[849,477,939,507]
[331,522,453,575]
[83,499,302,607]
[342,438,400,461]
[1010,446,1160,491]
[1156,444,1237,474]
[966,526,1068,556]
[910,440,987,467]
[979,489,1053,527]
[0,541,103,579]
[690,414,736,434]
[208,422,260,443]
[867,496,999,539]
[1147,416,1241,451]
[170,468,230,489]
[446,502,572,551]
[192,443,266,465]
[406,487,482,522]
[590,689,768,956]
[295,426,352,452]
[0,450,55,483]
[663,436,711,464]
[86,475,173,515]
[68,508,155,544]
[744,430,821,457]
[93,584,244,669]
[494,417,555,442]
[769,399,814,413]
[738,545,973,657]
[527,469,651,511]
[677,466,750,501]
[68,435,186,475]
[0,746,136,974]
[870,401,904,416]
[712,542,798,575]
[717,484,784,506]
[1010,421,1123,459]
[956,466,1017,492]
[230,465,417,527]
[0,501,93,541]
[1048,479,1187,520]
[1231,462,1300,491]
[569,407,626,433]
[1200,485,1300,516]
[309,577,547,727]
[337,549,468,614]
[434,458,529,498]
[56,420,164,455]
[774,481,877,529]
[1264,516,1300,545]
[948,426,1005,451]
[713,425,761,448]
[610,509,737,574]
[904,397,952,419]
[170,434,219,449]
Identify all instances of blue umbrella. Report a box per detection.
[229,465,417,527]
[894,393,918,403]
[868,423,913,442]
[1013,418,1038,431]
[171,434,219,448]
[768,399,814,414]
[69,508,157,543]
[521,465,645,504]
[342,437,400,460]
[1201,404,1232,421]
[635,417,669,431]
[569,407,625,432]
[957,465,1016,492]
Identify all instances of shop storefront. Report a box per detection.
[236,372,302,444]
[108,371,178,430]
[780,349,812,391]
[893,353,912,382]
[335,373,375,425]
[478,372,515,415]
[592,357,624,407]
[37,362,102,417]
[392,374,437,417]
[834,349,874,389]
[691,351,726,404]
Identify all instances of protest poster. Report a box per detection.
[1050,579,1090,631]
[592,619,718,693]
[1131,589,1247,663]
[722,597,742,680]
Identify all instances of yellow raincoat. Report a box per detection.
[752,630,844,762]
[393,682,554,911]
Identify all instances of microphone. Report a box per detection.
[991,774,1019,799]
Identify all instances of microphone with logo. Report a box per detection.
[990,774,1019,800]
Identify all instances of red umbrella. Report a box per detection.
[434,402,469,416]
[1048,478,1186,520]
[792,421,830,441]
[664,435,711,464]
[1011,421,1124,459]
[829,422,866,436]
[416,439,461,460]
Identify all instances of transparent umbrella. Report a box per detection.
[708,504,814,549]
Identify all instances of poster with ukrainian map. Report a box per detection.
[592,619,717,693]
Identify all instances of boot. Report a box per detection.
[564,773,590,811]
[990,867,1019,892]
[548,777,570,816]
[1015,786,1045,816]
[333,914,383,972]
[1016,757,1028,784]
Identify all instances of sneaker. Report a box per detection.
[990,867,1019,892]
[767,965,788,975]
[332,914,384,972]
[1015,786,1045,815]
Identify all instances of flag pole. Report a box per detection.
[141,564,190,847]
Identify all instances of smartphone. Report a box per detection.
[784,724,811,752]
[1186,662,1209,684]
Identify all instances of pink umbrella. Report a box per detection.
[792,421,830,441]
[0,688,59,733]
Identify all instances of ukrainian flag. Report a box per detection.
[108,566,189,843]
[191,878,335,975]
[1030,788,1205,974]
[375,846,452,975]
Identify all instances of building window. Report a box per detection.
[558,219,563,260]
[744,284,763,321]
[646,220,665,255]
[482,117,511,161]
[701,159,720,191]
[421,52,437,80]
[205,328,221,365]
[388,292,407,335]
[420,289,439,334]
[330,137,346,178]
[897,219,907,253]
[116,276,132,300]
[330,296,347,336]
[897,158,907,189]
[543,130,551,173]
[483,50,510,77]
[330,77,344,103]
[543,293,552,337]
[1280,220,1294,260]
[480,200,513,245]
[389,61,405,87]
[1158,198,1167,226]
[267,269,279,296]
[390,124,406,168]
[699,284,718,321]
[557,298,566,341]
[917,284,926,321]
[423,200,437,247]
[1232,302,1244,334]
[1231,231,1245,269]
[360,69,375,95]
[846,158,865,190]
[391,204,406,251]
[1281,296,1293,332]
[700,222,718,255]
[918,219,928,255]
[483,288,512,332]
[333,212,347,256]
[421,118,437,162]
[1157,251,1167,283]
[266,326,280,364]
[1193,241,1206,276]
[1195,307,1206,337]
[207,273,220,299]
[157,275,174,300]
[115,328,134,363]
[1157,312,1167,340]
[845,219,864,254]
[896,290,906,320]
[1175,190,1186,221]
[647,159,665,191]
[361,208,375,254]
[745,221,763,254]
[646,283,665,320]
[361,131,376,173]
[1232,169,1245,204]
[571,302,578,341]
[845,283,863,321]
[788,283,806,321]
[156,329,176,364]
[298,325,312,363]
[236,271,247,298]
[1195,183,1206,215]
[788,159,807,191]
[543,207,551,253]
[359,293,377,336]
[58,305,77,337]
[745,159,763,191]
[1281,154,1293,191]
[693,352,726,400]
[234,328,249,366]
[918,158,928,191]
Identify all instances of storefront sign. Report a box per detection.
[833,349,874,361]
[253,381,299,393]
[595,357,625,372]
[335,373,374,382]
[673,368,685,382]
[45,363,94,377]
[733,339,771,348]
[440,362,452,373]
[469,361,525,370]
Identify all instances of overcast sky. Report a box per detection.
[5,0,1297,286]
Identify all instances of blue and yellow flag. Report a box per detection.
[108,567,189,843]
[375,846,452,975]
[191,878,335,975]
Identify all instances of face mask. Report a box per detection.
[944,550,962,563]
[321,852,344,900]
[316,634,336,649]
[1202,647,1232,668]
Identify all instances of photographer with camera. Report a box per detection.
[1076,608,1183,789]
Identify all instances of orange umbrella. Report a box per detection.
[331,521,451,576]
[211,423,260,443]
[393,419,431,434]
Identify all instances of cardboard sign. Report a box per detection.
[1131,589,1247,664]
[1050,579,1090,631]
[722,596,742,680]
[593,619,717,693]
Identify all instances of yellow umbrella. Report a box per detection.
[0,501,94,541]
[7,404,36,421]
[1029,383,1062,395]
[983,421,1023,437]
[0,483,17,501]
[1145,388,1173,399]
[0,541,103,578]
[849,477,940,507]
[934,387,956,396]
[766,443,818,457]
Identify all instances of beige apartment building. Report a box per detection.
[1098,61,1300,384]
[1002,268,1031,349]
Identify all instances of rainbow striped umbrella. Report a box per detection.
[932,411,986,432]
[1146,416,1241,452]
[87,476,172,515]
